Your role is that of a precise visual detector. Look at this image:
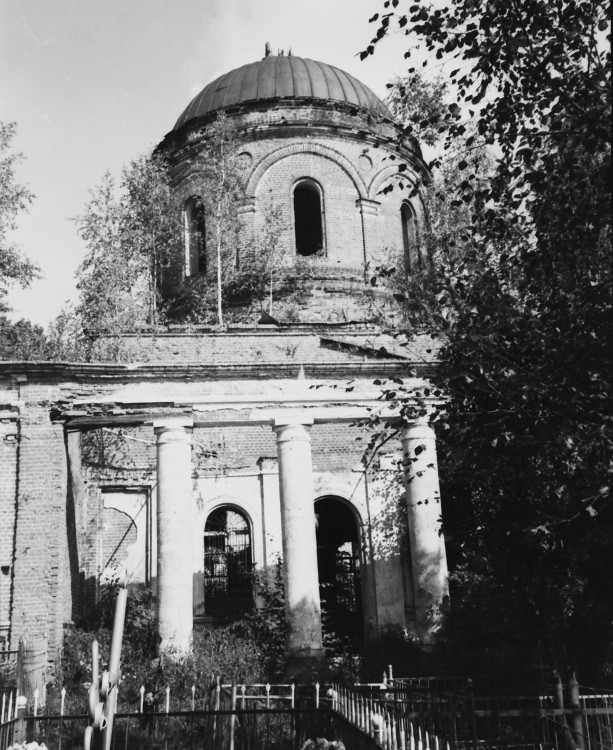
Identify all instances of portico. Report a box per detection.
[145,383,448,666]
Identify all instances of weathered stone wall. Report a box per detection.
[89,327,441,370]
[9,389,70,655]
[166,99,428,326]
[0,414,18,646]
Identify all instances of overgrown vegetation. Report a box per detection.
[362,0,612,692]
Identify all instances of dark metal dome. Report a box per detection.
[174,55,392,130]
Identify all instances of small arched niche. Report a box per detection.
[315,496,363,641]
[203,506,253,623]
[293,179,325,257]
[184,196,206,276]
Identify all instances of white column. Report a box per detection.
[273,418,324,672]
[400,420,449,642]
[154,418,194,652]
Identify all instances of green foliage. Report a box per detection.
[386,72,449,147]
[171,201,285,324]
[361,625,423,682]
[363,0,612,685]
[74,152,182,333]
[0,122,37,312]
[171,117,285,325]
[0,315,49,359]
[243,560,289,679]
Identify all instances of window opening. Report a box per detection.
[401,201,420,272]
[185,197,206,276]
[315,497,363,642]
[294,181,324,256]
[203,507,253,622]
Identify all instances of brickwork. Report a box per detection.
[10,400,68,653]
[167,93,429,327]
[101,508,137,572]
[0,417,18,644]
[253,147,364,267]
[91,328,441,369]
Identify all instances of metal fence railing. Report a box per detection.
[5,672,613,750]
[0,691,17,749]
[346,675,613,750]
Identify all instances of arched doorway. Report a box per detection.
[203,506,253,623]
[315,496,363,641]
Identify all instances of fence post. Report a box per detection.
[229,682,237,750]
[568,674,585,750]
[467,678,477,748]
[293,683,301,750]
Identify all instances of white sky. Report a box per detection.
[1,0,415,326]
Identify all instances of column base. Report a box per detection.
[285,647,326,681]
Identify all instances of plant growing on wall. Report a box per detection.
[177,116,286,325]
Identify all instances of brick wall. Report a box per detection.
[10,400,68,653]
[169,100,428,326]
[0,417,18,645]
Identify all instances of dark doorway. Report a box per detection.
[315,496,363,641]
[294,181,324,256]
[203,507,253,623]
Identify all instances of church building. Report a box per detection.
[0,52,448,672]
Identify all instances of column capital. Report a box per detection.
[356,197,380,215]
[400,419,436,443]
[273,413,314,429]
[154,417,193,444]
[273,419,314,446]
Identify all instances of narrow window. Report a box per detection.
[401,201,420,272]
[294,180,324,257]
[184,197,206,276]
[203,507,253,622]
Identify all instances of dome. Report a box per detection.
[174,55,392,130]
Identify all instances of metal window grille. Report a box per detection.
[203,508,253,621]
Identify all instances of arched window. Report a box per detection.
[293,180,324,257]
[184,197,206,276]
[203,507,253,622]
[401,201,420,272]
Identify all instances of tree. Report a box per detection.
[0,121,37,312]
[386,72,449,147]
[198,113,245,327]
[0,315,49,360]
[362,0,612,707]
[75,153,183,335]
[174,113,285,325]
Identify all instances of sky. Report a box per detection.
[0,0,417,327]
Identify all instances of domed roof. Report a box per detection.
[174,55,392,130]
